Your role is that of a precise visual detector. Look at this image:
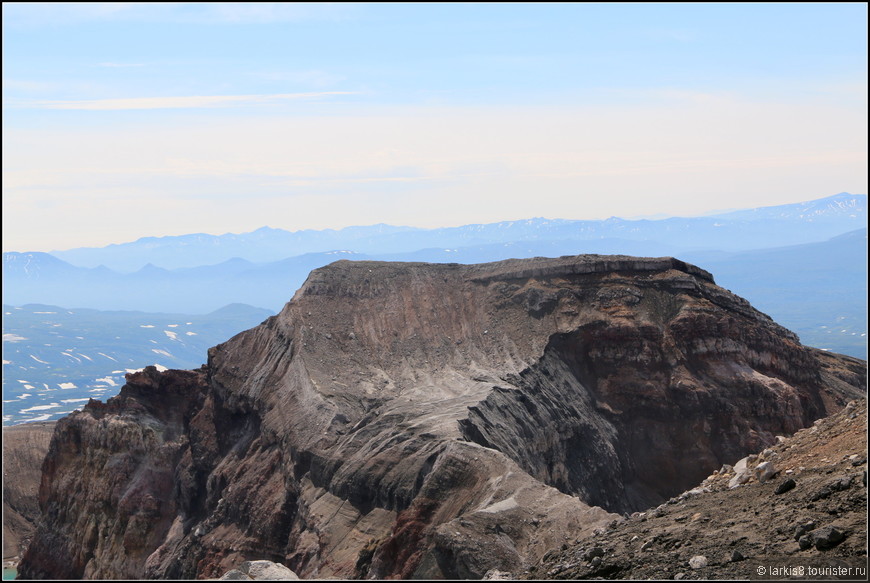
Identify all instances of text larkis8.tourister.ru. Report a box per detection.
[756,565,866,577]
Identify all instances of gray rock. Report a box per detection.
[239,561,299,580]
[730,550,745,562]
[811,475,853,501]
[584,547,605,561]
[805,526,847,550]
[774,478,796,495]
[684,487,709,497]
[754,461,776,483]
[831,475,853,490]
[483,569,514,580]
[794,520,817,541]
[219,570,251,581]
[688,555,708,569]
[729,456,755,488]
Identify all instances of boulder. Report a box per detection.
[774,478,796,495]
[688,555,708,569]
[801,526,847,551]
[754,461,777,483]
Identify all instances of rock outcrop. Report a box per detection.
[18,255,866,580]
[2,422,54,564]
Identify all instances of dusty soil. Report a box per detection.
[531,399,868,580]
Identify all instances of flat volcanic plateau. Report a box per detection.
[15,255,867,580]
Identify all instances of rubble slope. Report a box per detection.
[533,399,868,580]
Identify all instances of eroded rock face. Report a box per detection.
[2,421,55,562]
[19,255,866,580]
[19,367,208,580]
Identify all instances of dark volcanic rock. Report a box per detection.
[532,399,868,580]
[774,478,796,495]
[18,255,867,580]
[803,525,847,550]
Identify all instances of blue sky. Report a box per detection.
[3,2,867,252]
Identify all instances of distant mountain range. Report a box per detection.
[45,192,866,272]
[2,192,867,427]
[4,228,865,357]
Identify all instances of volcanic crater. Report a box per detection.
[18,255,866,580]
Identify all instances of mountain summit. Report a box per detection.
[19,255,865,579]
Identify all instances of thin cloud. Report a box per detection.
[3,2,355,27]
[24,91,359,111]
[97,62,146,68]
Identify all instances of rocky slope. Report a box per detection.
[2,422,55,563]
[18,255,866,580]
[532,399,868,580]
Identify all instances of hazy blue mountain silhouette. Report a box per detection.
[683,228,867,359]
[46,193,866,272]
[3,194,866,359]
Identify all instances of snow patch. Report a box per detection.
[20,403,61,412]
[22,414,54,422]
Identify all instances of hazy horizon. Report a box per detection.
[3,3,867,252]
[12,190,860,254]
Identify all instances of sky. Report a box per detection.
[2,2,867,252]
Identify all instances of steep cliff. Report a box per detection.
[19,255,866,580]
[2,422,55,563]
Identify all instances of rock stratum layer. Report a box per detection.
[19,255,866,580]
